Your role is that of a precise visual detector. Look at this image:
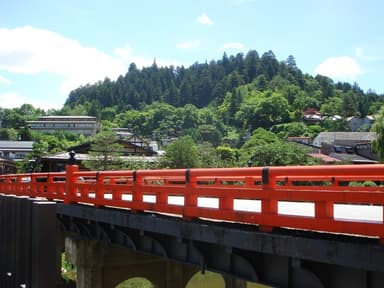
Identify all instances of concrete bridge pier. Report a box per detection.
[0,195,59,288]
[65,237,247,288]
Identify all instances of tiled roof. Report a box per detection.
[308,153,341,163]
[0,141,34,150]
[313,132,377,147]
[328,152,378,164]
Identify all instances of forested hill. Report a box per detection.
[66,50,287,110]
[63,49,384,136]
[65,50,380,113]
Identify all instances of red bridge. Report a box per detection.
[1,164,384,287]
[2,164,384,241]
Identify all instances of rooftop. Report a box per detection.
[0,141,34,150]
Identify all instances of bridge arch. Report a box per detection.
[186,271,264,288]
[186,271,226,287]
[115,277,155,288]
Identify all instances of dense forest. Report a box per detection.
[61,50,384,141]
[1,49,384,169]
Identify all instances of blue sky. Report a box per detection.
[0,0,383,110]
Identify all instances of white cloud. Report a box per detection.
[355,47,384,62]
[0,92,62,109]
[197,13,214,25]
[0,26,178,97]
[314,56,363,79]
[220,42,246,51]
[176,40,201,50]
[0,26,126,96]
[0,75,11,85]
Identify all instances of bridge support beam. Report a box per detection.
[66,238,259,288]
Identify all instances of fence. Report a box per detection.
[1,164,384,242]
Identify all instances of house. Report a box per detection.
[312,132,378,164]
[302,109,322,124]
[307,153,341,164]
[0,157,17,174]
[287,137,312,145]
[347,116,375,131]
[312,132,377,148]
[0,140,34,161]
[27,116,100,136]
[0,141,34,174]
[39,134,159,172]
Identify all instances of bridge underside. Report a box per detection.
[58,203,384,288]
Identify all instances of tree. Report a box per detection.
[163,136,199,168]
[197,142,221,168]
[84,130,125,171]
[341,91,358,117]
[260,50,279,80]
[286,55,297,70]
[371,107,384,163]
[320,96,343,115]
[245,50,260,81]
[236,90,290,130]
[271,122,309,138]
[196,124,222,147]
[247,141,318,166]
[216,145,238,166]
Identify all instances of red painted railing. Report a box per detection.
[1,164,384,242]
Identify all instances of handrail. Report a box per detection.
[1,164,384,243]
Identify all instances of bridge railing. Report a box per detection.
[1,164,384,242]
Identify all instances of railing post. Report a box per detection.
[219,176,233,214]
[95,172,104,207]
[46,174,54,201]
[381,207,384,244]
[65,165,78,204]
[132,171,144,212]
[184,169,198,220]
[260,167,277,232]
[315,201,334,219]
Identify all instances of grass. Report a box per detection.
[115,272,271,288]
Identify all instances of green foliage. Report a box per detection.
[163,136,199,168]
[115,278,154,288]
[236,90,290,130]
[245,141,318,167]
[242,128,279,149]
[84,130,125,171]
[271,122,309,138]
[321,118,350,132]
[0,128,18,140]
[371,107,384,163]
[2,49,384,170]
[320,96,343,115]
[349,181,377,187]
[216,145,238,161]
[238,127,318,166]
[61,253,76,282]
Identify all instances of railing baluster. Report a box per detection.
[64,165,78,204]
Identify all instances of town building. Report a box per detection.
[0,157,17,174]
[0,141,34,174]
[39,134,159,172]
[312,132,377,147]
[0,140,34,161]
[311,132,378,164]
[27,116,100,136]
[347,115,375,131]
